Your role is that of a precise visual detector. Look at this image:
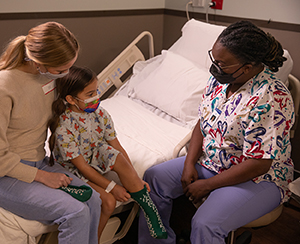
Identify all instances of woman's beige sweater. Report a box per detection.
[0,69,55,183]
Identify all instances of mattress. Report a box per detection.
[100,95,191,178]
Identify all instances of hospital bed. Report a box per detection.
[0,18,298,244]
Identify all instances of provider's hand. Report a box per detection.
[183,179,211,204]
[181,162,198,190]
[35,170,73,188]
[110,184,131,202]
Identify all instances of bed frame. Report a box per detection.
[97,31,154,100]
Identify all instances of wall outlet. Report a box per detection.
[211,0,223,10]
[192,0,205,8]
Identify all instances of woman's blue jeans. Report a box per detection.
[0,157,101,244]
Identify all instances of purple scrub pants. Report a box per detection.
[138,156,281,244]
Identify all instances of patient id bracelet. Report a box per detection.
[105,180,116,193]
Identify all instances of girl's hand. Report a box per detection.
[35,170,73,188]
[142,180,151,192]
[110,184,131,202]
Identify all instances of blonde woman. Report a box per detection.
[0,22,101,244]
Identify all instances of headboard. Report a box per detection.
[97,31,154,99]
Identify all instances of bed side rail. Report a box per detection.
[97,31,154,99]
[173,130,193,158]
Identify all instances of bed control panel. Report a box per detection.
[97,44,145,100]
[98,57,136,99]
[98,78,113,95]
[97,64,129,100]
[98,77,116,100]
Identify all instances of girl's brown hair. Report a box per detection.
[48,66,96,165]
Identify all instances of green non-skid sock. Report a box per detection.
[59,185,93,202]
[130,185,168,239]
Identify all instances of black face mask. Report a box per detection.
[209,64,245,84]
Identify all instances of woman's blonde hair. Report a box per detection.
[0,22,79,71]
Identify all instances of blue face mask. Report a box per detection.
[37,67,69,80]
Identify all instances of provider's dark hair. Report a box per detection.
[47,66,96,165]
[217,20,286,72]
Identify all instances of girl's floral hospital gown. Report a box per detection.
[54,106,119,182]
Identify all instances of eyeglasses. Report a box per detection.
[208,50,241,73]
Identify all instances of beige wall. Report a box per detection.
[0,0,165,13]
[0,14,164,75]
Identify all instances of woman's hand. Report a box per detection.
[181,120,203,190]
[110,184,131,202]
[183,158,273,204]
[183,179,211,204]
[35,170,73,188]
[181,162,198,190]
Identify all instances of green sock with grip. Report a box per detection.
[59,185,93,202]
[130,185,168,239]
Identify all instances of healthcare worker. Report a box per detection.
[138,20,294,244]
[0,21,101,244]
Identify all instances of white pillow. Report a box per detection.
[169,19,226,70]
[128,50,210,123]
[128,54,165,89]
[276,49,293,85]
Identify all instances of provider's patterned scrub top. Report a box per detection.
[54,106,119,182]
[198,68,294,203]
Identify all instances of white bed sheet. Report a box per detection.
[100,95,190,178]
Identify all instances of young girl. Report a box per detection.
[48,66,167,240]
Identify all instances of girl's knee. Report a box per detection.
[102,193,116,214]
